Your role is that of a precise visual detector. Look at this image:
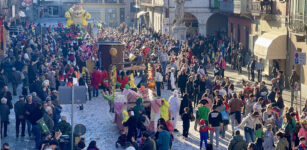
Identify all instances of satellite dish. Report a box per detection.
[74,124,86,136]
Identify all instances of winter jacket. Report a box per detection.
[156,130,171,150]
[0,91,13,109]
[228,135,247,150]
[238,114,262,129]
[229,98,243,113]
[123,115,137,135]
[198,105,210,121]
[0,104,10,122]
[14,100,26,118]
[276,137,289,150]
[10,70,21,84]
[55,120,71,135]
[43,113,54,132]
[208,110,223,127]
[53,105,62,124]
[274,97,284,109]
[263,130,275,150]
[179,95,192,116]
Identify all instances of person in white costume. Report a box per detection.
[169,90,180,132]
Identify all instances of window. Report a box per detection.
[130,2,136,12]
[105,8,118,27]
[120,8,125,23]
[46,6,59,17]
[83,0,102,3]
[105,0,117,3]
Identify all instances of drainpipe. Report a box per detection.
[285,0,291,89]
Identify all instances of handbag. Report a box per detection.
[221,110,229,120]
[190,113,196,122]
[36,117,50,135]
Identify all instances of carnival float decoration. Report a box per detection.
[65,4,91,27]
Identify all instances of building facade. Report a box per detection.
[288,0,307,97]
[81,0,135,27]
[250,0,288,77]
[136,0,214,36]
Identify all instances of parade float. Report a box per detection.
[100,64,162,132]
[65,4,91,27]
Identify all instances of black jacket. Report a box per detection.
[208,110,222,127]
[0,91,13,109]
[274,97,284,109]
[25,103,42,125]
[0,104,10,122]
[123,116,137,133]
[14,100,26,117]
[55,120,71,135]
[10,70,21,84]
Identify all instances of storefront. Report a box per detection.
[254,32,287,76]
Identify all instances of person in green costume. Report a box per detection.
[133,98,145,120]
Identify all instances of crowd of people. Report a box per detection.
[0,19,306,150]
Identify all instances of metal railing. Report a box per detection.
[250,1,273,15]
[290,14,307,35]
[219,0,234,12]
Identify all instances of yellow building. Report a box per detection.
[250,0,288,77]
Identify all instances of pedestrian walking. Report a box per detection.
[14,96,26,137]
[0,98,10,138]
[208,105,223,148]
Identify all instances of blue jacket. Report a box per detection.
[156,130,171,150]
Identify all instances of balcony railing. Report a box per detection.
[210,0,219,9]
[250,1,273,16]
[234,0,249,14]
[290,14,307,35]
[219,0,234,13]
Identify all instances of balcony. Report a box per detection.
[250,1,273,16]
[290,14,307,35]
[219,0,234,13]
[234,0,249,14]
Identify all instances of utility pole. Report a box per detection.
[168,0,170,35]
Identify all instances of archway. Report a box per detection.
[206,13,228,37]
[183,12,199,37]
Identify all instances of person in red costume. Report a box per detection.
[91,67,100,97]
[299,137,307,150]
[117,71,128,89]
[100,69,108,91]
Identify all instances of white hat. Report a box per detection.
[130,111,134,116]
[173,90,178,97]
[1,97,7,104]
[125,146,136,150]
[45,106,52,112]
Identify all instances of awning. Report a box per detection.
[137,11,149,18]
[254,33,287,59]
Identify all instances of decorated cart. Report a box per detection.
[102,64,161,133]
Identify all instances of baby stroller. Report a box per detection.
[115,134,130,148]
